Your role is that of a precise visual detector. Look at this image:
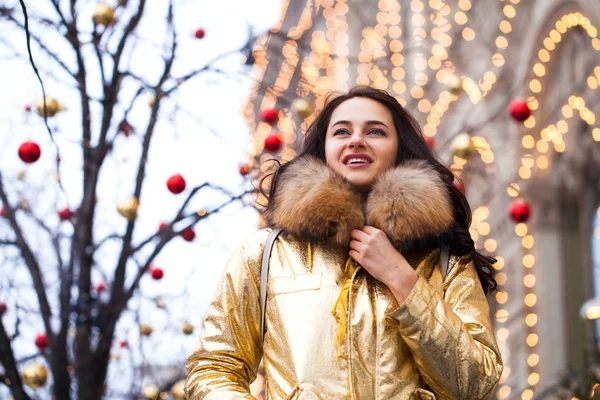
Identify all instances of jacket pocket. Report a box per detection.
[411,388,436,400]
[268,273,322,298]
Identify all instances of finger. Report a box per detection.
[349,249,361,262]
[351,229,370,241]
[361,225,381,235]
[349,240,363,251]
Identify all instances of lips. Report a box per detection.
[342,153,374,165]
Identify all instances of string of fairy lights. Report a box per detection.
[246,2,599,399]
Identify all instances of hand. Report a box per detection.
[349,226,419,304]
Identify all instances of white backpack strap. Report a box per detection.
[260,228,283,342]
[441,245,450,278]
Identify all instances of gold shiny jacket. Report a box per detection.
[186,157,503,399]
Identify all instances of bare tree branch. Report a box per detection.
[0,320,31,400]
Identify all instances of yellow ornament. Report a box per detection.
[291,98,313,119]
[445,74,463,95]
[155,297,166,309]
[142,385,159,400]
[36,97,63,117]
[19,200,30,211]
[451,133,476,159]
[17,170,26,180]
[93,4,116,26]
[117,197,138,221]
[182,321,194,335]
[139,323,153,336]
[22,362,48,390]
[171,379,186,400]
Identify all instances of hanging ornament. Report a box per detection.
[291,98,313,118]
[17,170,27,180]
[58,208,73,222]
[0,206,5,217]
[181,227,196,242]
[25,104,32,112]
[142,385,160,400]
[158,222,167,231]
[20,200,30,211]
[445,74,463,95]
[194,28,205,39]
[171,380,186,400]
[0,302,7,315]
[451,133,475,159]
[95,281,107,293]
[264,132,283,153]
[119,340,128,348]
[166,174,186,194]
[424,136,435,149]
[150,267,164,280]
[18,141,41,163]
[155,297,166,309]
[35,334,48,350]
[93,4,116,26]
[239,164,251,176]
[118,120,134,137]
[453,177,466,194]
[509,99,532,122]
[22,362,48,390]
[117,197,139,221]
[139,324,153,336]
[182,321,194,335]
[260,108,279,124]
[509,199,531,223]
[36,97,63,117]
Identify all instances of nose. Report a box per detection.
[347,130,366,149]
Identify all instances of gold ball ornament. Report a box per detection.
[291,98,313,119]
[171,379,186,400]
[445,74,463,95]
[117,197,139,221]
[182,321,194,335]
[451,133,476,159]
[93,4,116,26]
[139,323,153,336]
[22,362,48,390]
[36,97,63,117]
[17,170,26,180]
[154,297,166,309]
[142,385,159,400]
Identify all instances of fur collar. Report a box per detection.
[266,156,454,250]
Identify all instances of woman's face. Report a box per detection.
[325,97,399,192]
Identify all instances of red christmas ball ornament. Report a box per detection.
[194,28,205,39]
[509,99,532,122]
[25,105,32,112]
[0,206,5,217]
[35,334,48,350]
[0,302,7,315]
[166,174,186,194]
[239,164,251,176]
[150,267,164,280]
[95,281,107,293]
[18,141,41,163]
[424,136,435,149]
[181,227,196,242]
[118,120,134,137]
[58,208,73,221]
[509,199,531,223]
[158,222,167,231]
[260,108,279,124]
[264,132,282,153]
[453,177,466,194]
[119,340,128,348]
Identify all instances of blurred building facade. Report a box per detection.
[245,0,600,398]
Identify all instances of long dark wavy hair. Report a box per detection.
[262,86,497,294]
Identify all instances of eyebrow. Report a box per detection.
[331,120,389,129]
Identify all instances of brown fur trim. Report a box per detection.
[366,160,454,247]
[268,156,364,247]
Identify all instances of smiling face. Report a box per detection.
[324,97,399,192]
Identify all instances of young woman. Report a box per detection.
[185,86,503,399]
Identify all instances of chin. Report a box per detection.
[346,178,374,193]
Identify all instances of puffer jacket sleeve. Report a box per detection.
[389,256,503,400]
[185,231,267,400]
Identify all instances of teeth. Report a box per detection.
[347,158,369,164]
